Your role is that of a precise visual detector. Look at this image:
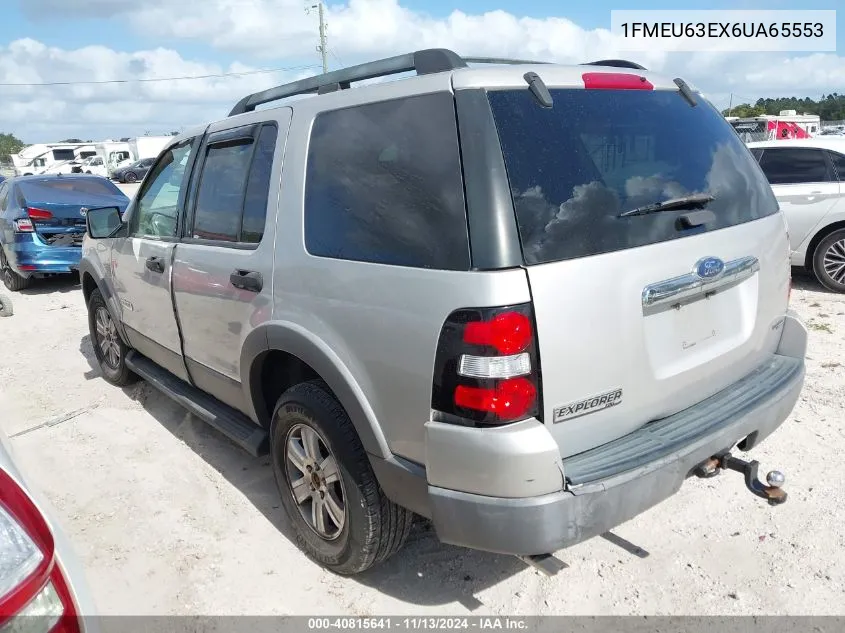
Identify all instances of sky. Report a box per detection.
[0,0,842,143]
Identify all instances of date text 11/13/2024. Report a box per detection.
[308,617,528,630]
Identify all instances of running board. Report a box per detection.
[125,351,269,457]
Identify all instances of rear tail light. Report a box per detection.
[432,303,542,426]
[0,469,80,633]
[13,219,34,233]
[26,208,53,221]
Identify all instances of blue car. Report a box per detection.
[0,174,129,291]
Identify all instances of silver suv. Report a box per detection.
[79,49,808,575]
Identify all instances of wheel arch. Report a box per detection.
[804,220,845,271]
[241,323,391,459]
[79,259,130,346]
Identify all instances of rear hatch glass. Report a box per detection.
[487,88,778,265]
[485,86,787,458]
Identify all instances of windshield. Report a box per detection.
[487,88,778,265]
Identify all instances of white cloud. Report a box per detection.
[0,38,318,141]
[2,0,844,141]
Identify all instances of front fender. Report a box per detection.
[240,322,391,459]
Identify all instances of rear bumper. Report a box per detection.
[384,313,807,556]
[5,236,82,276]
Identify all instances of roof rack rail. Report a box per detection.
[582,59,647,70]
[228,49,554,116]
[463,57,550,66]
[229,48,466,116]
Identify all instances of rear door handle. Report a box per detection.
[230,270,262,292]
[145,256,165,273]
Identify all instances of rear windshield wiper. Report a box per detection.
[618,193,715,218]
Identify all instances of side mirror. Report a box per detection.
[86,206,124,239]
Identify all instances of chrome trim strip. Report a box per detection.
[642,256,759,311]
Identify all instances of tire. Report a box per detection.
[0,247,31,292]
[812,228,845,293]
[87,289,136,386]
[0,294,12,317]
[124,172,138,183]
[270,380,413,575]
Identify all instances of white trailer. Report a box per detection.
[128,136,172,162]
[90,141,133,177]
[11,143,85,176]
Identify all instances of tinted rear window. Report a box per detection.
[488,89,778,265]
[20,178,123,198]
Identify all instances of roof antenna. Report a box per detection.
[523,72,553,108]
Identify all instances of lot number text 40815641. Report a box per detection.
[307,618,528,630]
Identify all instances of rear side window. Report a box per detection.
[191,123,277,243]
[304,92,470,270]
[487,89,779,265]
[827,151,845,181]
[757,148,834,185]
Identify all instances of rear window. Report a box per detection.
[19,178,123,198]
[488,89,779,265]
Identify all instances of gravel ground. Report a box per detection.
[0,210,843,615]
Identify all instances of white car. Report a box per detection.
[0,427,96,631]
[748,138,845,292]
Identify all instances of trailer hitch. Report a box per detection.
[694,453,787,506]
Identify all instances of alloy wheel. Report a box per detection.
[822,238,845,286]
[95,307,121,369]
[284,423,346,540]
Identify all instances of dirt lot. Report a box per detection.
[1,199,843,614]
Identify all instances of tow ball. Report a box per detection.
[694,453,787,506]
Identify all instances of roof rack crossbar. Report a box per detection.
[581,59,647,70]
[463,57,551,66]
[228,48,467,116]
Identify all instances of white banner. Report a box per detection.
[610,10,837,52]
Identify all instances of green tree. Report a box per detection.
[0,132,25,162]
[722,103,765,117]
[723,95,845,121]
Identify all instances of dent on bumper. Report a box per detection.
[427,353,805,556]
[7,241,82,274]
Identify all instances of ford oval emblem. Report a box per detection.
[695,256,725,279]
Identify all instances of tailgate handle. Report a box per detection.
[642,255,759,312]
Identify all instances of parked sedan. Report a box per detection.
[748,139,845,292]
[111,157,154,183]
[0,175,129,291]
[0,425,97,630]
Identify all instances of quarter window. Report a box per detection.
[827,151,845,181]
[304,92,470,270]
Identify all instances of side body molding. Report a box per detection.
[240,322,392,459]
